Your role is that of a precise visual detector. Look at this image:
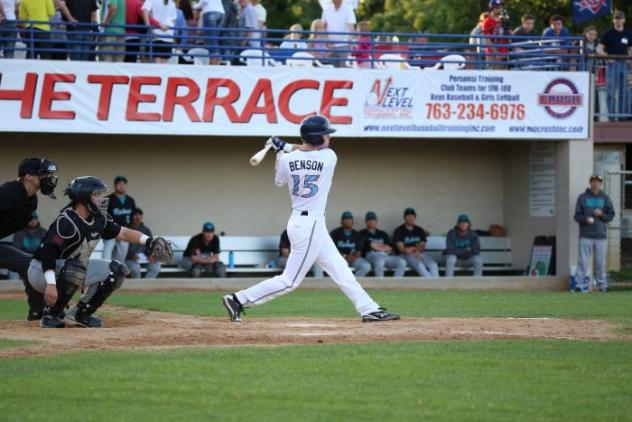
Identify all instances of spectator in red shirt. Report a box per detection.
[124,0,165,62]
[352,20,372,68]
[482,0,509,69]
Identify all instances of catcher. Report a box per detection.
[26,176,173,328]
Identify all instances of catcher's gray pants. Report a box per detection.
[27,258,121,304]
[576,238,608,289]
[366,251,406,277]
[102,239,129,263]
[402,253,439,277]
[125,260,162,279]
[441,254,483,277]
[278,256,323,277]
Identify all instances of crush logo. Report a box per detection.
[574,0,608,15]
[364,77,414,119]
[538,78,583,119]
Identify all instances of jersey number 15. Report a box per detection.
[291,175,320,198]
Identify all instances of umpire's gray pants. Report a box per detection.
[576,238,608,289]
[402,253,439,277]
[442,254,483,277]
[366,251,406,277]
[125,260,162,279]
[27,258,116,304]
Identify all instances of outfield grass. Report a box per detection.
[0,340,630,421]
[2,290,631,328]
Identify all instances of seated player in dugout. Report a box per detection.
[392,208,439,277]
[330,211,372,276]
[27,176,172,328]
[440,214,483,277]
[359,211,407,278]
[180,222,227,278]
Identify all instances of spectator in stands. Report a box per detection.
[440,214,482,277]
[597,11,632,120]
[175,0,194,60]
[103,175,137,263]
[542,14,569,40]
[482,0,509,69]
[321,0,356,67]
[100,0,126,61]
[279,23,306,50]
[251,0,265,29]
[142,0,177,63]
[393,208,439,278]
[49,0,70,60]
[469,12,489,63]
[330,211,371,277]
[8,212,46,280]
[220,0,239,63]
[180,222,226,278]
[0,0,18,58]
[124,0,164,63]
[582,26,599,73]
[359,211,406,278]
[125,208,161,279]
[237,0,260,48]
[61,0,97,61]
[307,19,331,62]
[351,20,372,68]
[277,230,323,277]
[512,14,536,39]
[193,0,223,64]
[18,0,55,59]
[574,174,615,292]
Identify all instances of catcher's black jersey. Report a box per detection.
[34,208,121,271]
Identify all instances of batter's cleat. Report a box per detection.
[222,294,245,322]
[66,306,103,328]
[362,308,400,323]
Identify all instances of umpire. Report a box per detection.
[0,158,58,281]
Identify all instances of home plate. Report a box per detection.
[287,323,338,328]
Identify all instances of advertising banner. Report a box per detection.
[0,59,590,139]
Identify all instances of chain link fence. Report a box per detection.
[604,171,632,287]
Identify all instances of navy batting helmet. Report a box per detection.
[65,176,109,217]
[300,115,336,146]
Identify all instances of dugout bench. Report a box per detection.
[89,235,521,278]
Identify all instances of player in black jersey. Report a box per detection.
[0,158,58,319]
[27,176,167,328]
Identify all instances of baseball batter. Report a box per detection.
[223,115,399,323]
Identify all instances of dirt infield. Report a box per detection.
[0,305,627,359]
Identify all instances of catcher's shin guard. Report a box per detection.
[76,260,128,317]
[43,276,80,318]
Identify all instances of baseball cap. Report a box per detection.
[365,211,378,221]
[341,211,353,220]
[403,207,416,217]
[133,207,143,216]
[589,174,603,182]
[114,175,128,184]
[203,222,215,232]
[614,11,625,19]
[457,214,471,224]
[488,0,503,9]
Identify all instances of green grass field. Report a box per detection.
[1,290,631,421]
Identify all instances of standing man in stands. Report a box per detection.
[321,0,356,67]
[393,208,438,278]
[103,175,137,263]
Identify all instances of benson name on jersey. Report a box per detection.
[289,160,325,172]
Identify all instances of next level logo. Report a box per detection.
[538,78,583,119]
[364,77,414,119]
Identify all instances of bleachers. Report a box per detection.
[90,235,521,278]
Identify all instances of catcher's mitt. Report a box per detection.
[146,237,174,264]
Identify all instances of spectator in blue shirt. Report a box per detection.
[542,15,570,69]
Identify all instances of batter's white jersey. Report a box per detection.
[275,148,337,215]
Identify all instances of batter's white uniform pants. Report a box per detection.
[235,212,380,315]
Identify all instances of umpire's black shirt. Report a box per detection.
[0,181,38,239]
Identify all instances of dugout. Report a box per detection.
[0,133,592,276]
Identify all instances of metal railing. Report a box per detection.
[3,21,632,121]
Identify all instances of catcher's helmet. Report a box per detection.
[300,115,336,146]
[65,176,108,217]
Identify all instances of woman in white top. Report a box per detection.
[142,0,177,63]
[279,23,307,50]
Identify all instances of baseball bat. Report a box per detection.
[250,141,273,166]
